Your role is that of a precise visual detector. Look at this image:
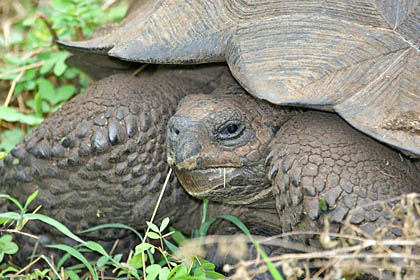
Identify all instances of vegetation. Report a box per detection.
[0,1,273,279]
[0,0,128,154]
[1,1,420,279]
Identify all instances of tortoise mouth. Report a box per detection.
[173,165,273,205]
[174,167,240,197]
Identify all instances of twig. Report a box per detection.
[143,168,173,240]
[12,255,62,279]
[3,71,24,107]
[101,0,117,10]
[2,19,11,47]
[0,61,45,78]
[141,168,173,278]
[0,229,39,240]
[132,64,149,76]
[38,13,58,44]
[109,239,119,255]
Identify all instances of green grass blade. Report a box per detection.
[0,194,23,212]
[79,223,144,241]
[24,213,85,244]
[79,223,155,264]
[0,212,21,220]
[47,244,98,280]
[163,239,179,253]
[23,190,39,211]
[201,199,209,226]
[217,215,284,280]
[198,217,217,237]
[85,241,109,257]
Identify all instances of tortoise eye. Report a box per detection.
[218,121,244,140]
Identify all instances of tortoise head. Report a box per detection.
[167,93,292,206]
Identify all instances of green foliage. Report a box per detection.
[0,235,18,262]
[0,0,128,153]
[319,199,328,211]
[198,202,284,280]
[0,191,227,279]
[0,128,26,153]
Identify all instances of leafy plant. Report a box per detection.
[0,0,128,153]
[0,190,228,279]
[0,235,18,263]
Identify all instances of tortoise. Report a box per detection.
[1,65,419,275]
[58,0,420,158]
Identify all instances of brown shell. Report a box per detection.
[58,0,420,156]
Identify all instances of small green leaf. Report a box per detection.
[0,266,19,277]
[160,217,170,232]
[2,241,18,254]
[97,255,110,268]
[147,232,160,240]
[319,199,327,211]
[66,270,81,280]
[147,222,160,233]
[25,213,84,244]
[24,69,37,81]
[205,271,226,279]
[135,243,153,254]
[47,244,97,280]
[53,85,76,104]
[164,239,179,253]
[51,0,75,12]
[104,5,128,22]
[85,241,109,257]
[159,267,170,280]
[0,217,10,225]
[23,190,39,211]
[169,227,187,245]
[37,79,55,102]
[34,92,43,117]
[0,234,13,243]
[40,58,56,74]
[0,152,5,160]
[0,106,43,125]
[0,128,25,153]
[193,267,205,277]
[128,253,145,269]
[53,52,68,76]
[146,264,161,280]
[167,264,188,279]
[201,262,215,270]
[113,253,122,263]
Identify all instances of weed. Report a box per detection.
[0,0,128,153]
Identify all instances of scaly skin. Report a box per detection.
[0,65,244,263]
[168,93,420,251]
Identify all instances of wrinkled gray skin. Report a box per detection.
[0,65,419,271]
[168,91,420,246]
[0,65,246,264]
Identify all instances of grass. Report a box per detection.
[1,1,420,279]
[0,0,129,154]
[1,172,419,279]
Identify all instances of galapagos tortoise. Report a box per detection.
[1,65,419,270]
[59,0,420,158]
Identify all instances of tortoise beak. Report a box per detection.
[167,116,206,170]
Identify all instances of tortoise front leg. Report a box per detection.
[0,70,213,264]
[268,111,420,245]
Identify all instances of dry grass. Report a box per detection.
[176,194,420,280]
